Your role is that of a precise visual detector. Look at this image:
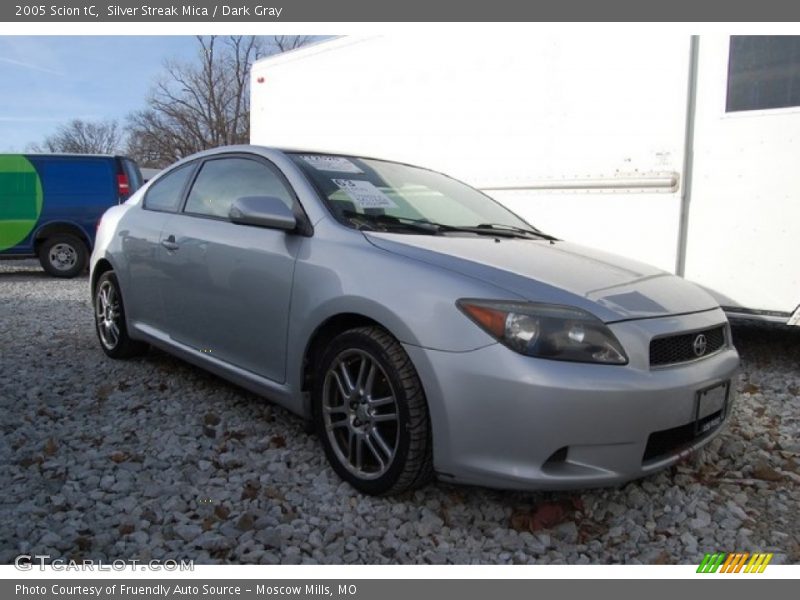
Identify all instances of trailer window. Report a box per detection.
[727,36,800,112]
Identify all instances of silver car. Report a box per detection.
[90,145,740,495]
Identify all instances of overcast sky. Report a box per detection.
[0,36,199,152]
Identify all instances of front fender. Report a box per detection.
[284,231,521,396]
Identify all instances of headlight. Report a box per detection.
[457,299,628,365]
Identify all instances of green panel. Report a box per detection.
[0,155,43,251]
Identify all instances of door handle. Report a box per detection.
[161,235,179,251]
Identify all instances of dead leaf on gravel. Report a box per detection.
[264,487,285,501]
[43,438,58,456]
[752,464,784,482]
[788,541,800,563]
[236,513,255,531]
[118,523,135,535]
[742,382,760,394]
[95,384,114,401]
[447,490,466,505]
[269,435,286,448]
[141,508,159,524]
[204,413,221,426]
[75,536,92,551]
[530,503,570,531]
[36,407,55,419]
[652,551,672,564]
[509,511,531,532]
[202,517,215,531]
[511,499,578,532]
[578,520,608,543]
[214,505,230,520]
[241,480,260,500]
[110,451,129,463]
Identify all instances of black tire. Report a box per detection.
[38,233,88,278]
[93,270,148,359]
[313,326,434,495]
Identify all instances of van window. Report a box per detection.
[727,36,800,112]
[184,157,294,219]
[143,163,194,212]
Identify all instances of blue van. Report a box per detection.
[0,153,143,277]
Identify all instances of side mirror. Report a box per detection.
[229,196,297,231]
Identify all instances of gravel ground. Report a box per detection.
[1,258,798,565]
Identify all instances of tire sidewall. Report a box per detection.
[313,329,413,495]
[40,234,88,278]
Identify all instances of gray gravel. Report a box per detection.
[1,258,799,564]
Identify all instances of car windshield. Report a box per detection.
[290,153,538,235]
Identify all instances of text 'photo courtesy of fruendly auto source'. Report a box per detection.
[1,23,800,583]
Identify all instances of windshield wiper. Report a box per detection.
[433,223,557,240]
[341,210,558,240]
[341,210,441,234]
[474,223,559,241]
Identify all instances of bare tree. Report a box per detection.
[127,35,313,168]
[271,35,313,53]
[30,119,123,154]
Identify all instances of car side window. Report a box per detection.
[143,163,194,212]
[184,157,295,220]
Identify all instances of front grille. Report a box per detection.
[649,325,726,367]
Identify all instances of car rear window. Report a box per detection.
[143,163,195,213]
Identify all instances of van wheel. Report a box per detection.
[94,270,148,359]
[313,326,434,495]
[38,234,88,278]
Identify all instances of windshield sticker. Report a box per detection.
[333,179,398,209]
[302,155,363,173]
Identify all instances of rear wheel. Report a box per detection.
[313,326,433,495]
[38,233,88,278]
[94,271,148,359]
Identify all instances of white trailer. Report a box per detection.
[251,34,800,326]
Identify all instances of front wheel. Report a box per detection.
[94,271,148,359]
[313,326,433,495]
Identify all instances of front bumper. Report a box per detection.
[404,308,740,490]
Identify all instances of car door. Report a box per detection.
[121,161,197,332]
[158,154,304,383]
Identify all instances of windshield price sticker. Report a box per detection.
[302,155,363,173]
[333,179,398,209]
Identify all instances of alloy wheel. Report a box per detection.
[95,280,121,350]
[321,348,400,479]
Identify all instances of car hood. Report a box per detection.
[364,233,719,323]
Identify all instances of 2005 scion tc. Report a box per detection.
[91,146,739,495]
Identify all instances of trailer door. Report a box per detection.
[684,35,800,319]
